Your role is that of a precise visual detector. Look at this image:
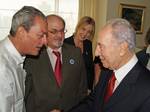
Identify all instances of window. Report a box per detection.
[0,0,78,40]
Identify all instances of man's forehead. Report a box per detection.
[99,27,112,38]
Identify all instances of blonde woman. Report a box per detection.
[64,16,95,91]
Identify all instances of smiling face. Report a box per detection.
[22,16,47,56]
[76,24,93,41]
[96,26,122,70]
[47,16,65,50]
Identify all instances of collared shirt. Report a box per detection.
[0,37,26,112]
[47,47,62,70]
[146,45,150,70]
[113,55,138,91]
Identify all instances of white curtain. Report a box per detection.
[78,0,97,20]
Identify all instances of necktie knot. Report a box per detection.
[53,51,61,58]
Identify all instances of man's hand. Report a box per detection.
[49,109,62,112]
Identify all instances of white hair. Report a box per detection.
[106,18,136,51]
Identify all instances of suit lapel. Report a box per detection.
[61,44,70,87]
[103,62,140,110]
[40,49,57,86]
[96,69,112,111]
[104,77,133,109]
[61,44,79,88]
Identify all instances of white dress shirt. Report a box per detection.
[0,37,26,112]
[113,55,138,91]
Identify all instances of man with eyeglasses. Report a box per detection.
[24,14,88,112]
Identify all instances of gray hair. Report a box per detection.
[106,18,136,51]
[10,6,46,36]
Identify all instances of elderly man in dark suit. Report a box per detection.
[68,18,150,112]
[24,15,88,112]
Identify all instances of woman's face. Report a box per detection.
[76,24,93,41]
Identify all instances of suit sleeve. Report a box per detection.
[0,67,13,112]
[68,85,97,112]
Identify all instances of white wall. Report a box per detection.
[0,0,78,40]
[92,0,108,54]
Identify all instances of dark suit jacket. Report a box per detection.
[64,36,94,90]
[24,43,88,112]
[69,62,150,112]
[136,48,149,66]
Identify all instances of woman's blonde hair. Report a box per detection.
[74,16,95,40]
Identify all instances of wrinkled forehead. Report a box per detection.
[98,26,112,39]
[98,26,117,44]
[48,20,64,30]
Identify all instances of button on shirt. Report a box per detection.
[0,37,26,112]
[113,55,138,91]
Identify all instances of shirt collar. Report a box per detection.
[114,54,138,83]
[146,45,150,54]
[5,37,25,66]
[47,46,62,54]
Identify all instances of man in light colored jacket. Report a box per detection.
[0,6,47,112]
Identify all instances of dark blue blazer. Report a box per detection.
[64,35,94,90]
[136,48,149,66]
[69,62,150,112]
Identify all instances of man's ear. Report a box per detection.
[120,41,128,56]
[17,26,26,37]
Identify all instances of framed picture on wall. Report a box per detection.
[119,3,146,34]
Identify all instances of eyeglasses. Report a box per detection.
[48,29,67,35]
